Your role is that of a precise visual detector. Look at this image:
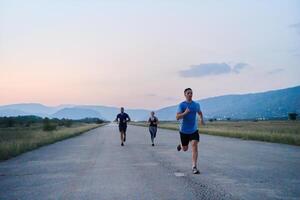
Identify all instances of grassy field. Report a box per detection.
[130,120,300,146]
[0,123,105,161]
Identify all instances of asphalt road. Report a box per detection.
[0,124,299,200]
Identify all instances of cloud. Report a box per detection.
[179,62,248,78]
[145,93,157,97]
[164,97,180,101]
[232,63,248,73]
[293,53,300,57]
[145,94,179,101]
[267,68,284,75]
[290,22,300,34]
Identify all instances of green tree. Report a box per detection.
[43,117,56,131]
[288,113,298,120]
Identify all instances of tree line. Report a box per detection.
[0,116,105,130]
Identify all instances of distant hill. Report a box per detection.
[0,109,29,117]
[0,103,58,117]
[155,85,300,120]
[200,85,299,119]
[51,108,103,120]
[74,105,150,121]
[0,85,299,120]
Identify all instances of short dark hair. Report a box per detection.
[184,88,192,93]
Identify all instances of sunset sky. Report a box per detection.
[1,0,300,109]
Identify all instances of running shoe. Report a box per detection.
[192,166,200,174]
[177,144,181,151]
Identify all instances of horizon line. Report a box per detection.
[0,84,299,110]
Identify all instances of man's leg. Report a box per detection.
[123,126,127,142]
[191,140,199,168]
[182,145,188,151]
[177,132,189,151]
[120,131,124,144]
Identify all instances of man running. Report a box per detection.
[176,88,204,174]
[115,107,131,146]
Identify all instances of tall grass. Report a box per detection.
[0,123,104,161]
[130,121,300,146]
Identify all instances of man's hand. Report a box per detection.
[176,107,190,120]
[183,107,190,115]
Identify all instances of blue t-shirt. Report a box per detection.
[177,101,201,134]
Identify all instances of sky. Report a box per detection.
[0,0,300,109]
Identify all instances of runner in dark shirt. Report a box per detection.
[148,111,159,146]
[115,107,131,146]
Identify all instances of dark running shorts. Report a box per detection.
[119,125,127,132]
[180,130,199,146]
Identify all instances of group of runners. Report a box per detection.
[115,88,204,174]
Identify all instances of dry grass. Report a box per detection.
[130,120,300,146]
[0,123,104,161]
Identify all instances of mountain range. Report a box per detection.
[0,85,299,121]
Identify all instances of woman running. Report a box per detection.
[148,111,159,146]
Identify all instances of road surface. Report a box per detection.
[0,124,299,199]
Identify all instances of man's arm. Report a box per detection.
[126,115,131,122]
[176,108,190,120]
[114,115,119,123]
[198,111,204,125]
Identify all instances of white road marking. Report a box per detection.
[174,172,185,177]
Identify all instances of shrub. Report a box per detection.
[288,113,298,120]
[43,117,56,131]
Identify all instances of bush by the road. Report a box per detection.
[130,120,300,146]
[0,121,106,161]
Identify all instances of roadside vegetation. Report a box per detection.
[130,120,300,146]
[0,116,106,160]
